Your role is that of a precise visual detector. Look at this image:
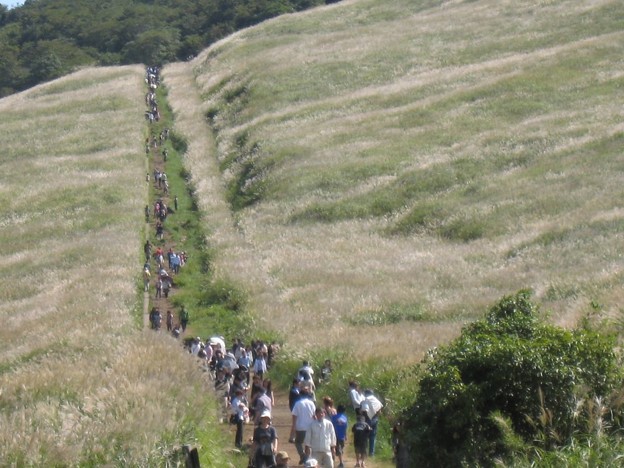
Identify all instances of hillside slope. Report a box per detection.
[0,66,224,465]
[165,0,624,362]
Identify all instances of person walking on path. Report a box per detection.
[166,310,174,332]
[304,407,337,468]
[180,305,189,331]
[360,389,383,457]
[289,378,301,411]
[290,385,316,465]
[143,267,150,292]
[254,351,268,379]
[352,414,372,468]
[253,386,273,426]
[251,410,278,468]
[230,388,248,449]
[331,405,348,468]
[348,381,364,413]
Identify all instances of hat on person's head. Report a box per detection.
[305,459,319,467]
[259,410,272,420]
[276,451,290,462]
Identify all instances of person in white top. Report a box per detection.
[348,381,364,412]
[359,389,383,456]
[289,385,317,465]
[304,407,337,468]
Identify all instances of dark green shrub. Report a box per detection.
[402,290,621,467]
[199,278,247,312]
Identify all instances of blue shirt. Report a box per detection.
[331,412,348,441]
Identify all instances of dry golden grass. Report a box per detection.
[0,66,220,465]
[165,0,624,364]
[1,0,622,463]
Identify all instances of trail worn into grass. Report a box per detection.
[162,62,394,467]
[222,387,393,468]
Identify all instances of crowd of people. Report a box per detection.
[141,66,190,335]
[214,345,385,468]
[140,66,388,468]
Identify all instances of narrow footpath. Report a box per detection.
[141,65,392,468]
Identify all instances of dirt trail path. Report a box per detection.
[143,121,179,331]
[148,65,394,467]
[223,387,392,468]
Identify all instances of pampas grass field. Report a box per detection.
[2,0,624,464]
[0,66,225,465]
[166,0,624,364]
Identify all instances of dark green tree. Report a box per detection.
[121,28,181,65]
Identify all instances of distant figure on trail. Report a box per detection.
[289,378,301,411]
[253,386,273,426]
[263,378,275,406]
[290,384,316,465]
[229,388,248,448]
[254,352,267,379]
[166,310,174,332]
[331,404,348,468]
[352,414,372,468]
[348,380,364,412]
[359,389,383,456]
[144,240,152,262]
[155,277,162,298]
[143,268,150,291]
[149,307,162,330]
[251,410,278,468]
[180,306,189,331]
[298,361,316,401]
[162,277,171,298]
[320,359,332,384]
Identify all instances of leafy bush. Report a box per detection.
[198,277,247,312]
[402,290,621,467]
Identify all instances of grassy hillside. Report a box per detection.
[166,0,624,363]
[0,67,227,465]
[1,0,623,464]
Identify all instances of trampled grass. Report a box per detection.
[166,0,624,364]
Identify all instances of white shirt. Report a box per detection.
[360,394,383,419]
[304,418,337,452]
[349,388,364,409]
[292,397,316,431]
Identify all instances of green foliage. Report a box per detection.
[402,290,622,467]
[121,28,182,65]
[198,277,247,313]
[145,86,255,344]
[0,0,340,97]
